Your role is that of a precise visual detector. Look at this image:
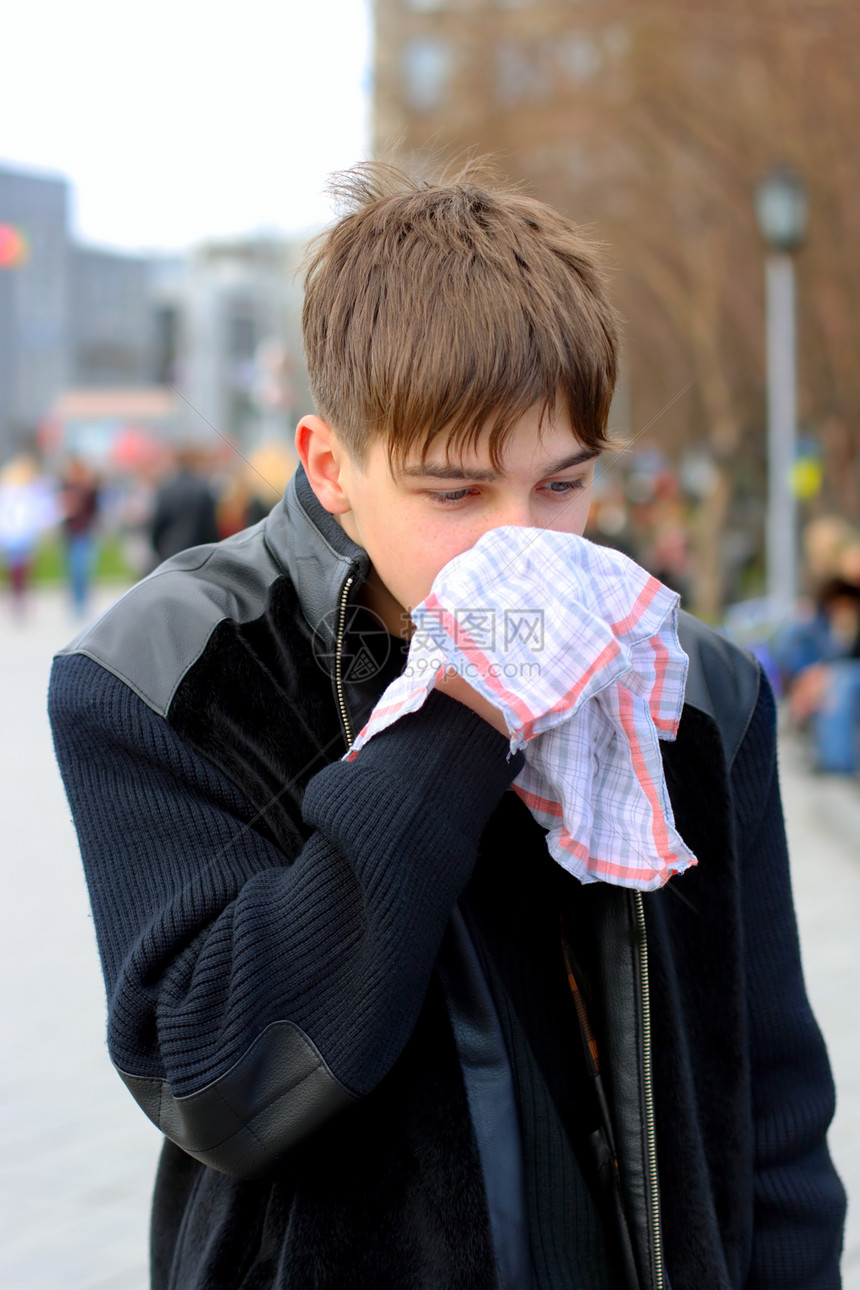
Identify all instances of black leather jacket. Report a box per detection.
[52,467,845,1290]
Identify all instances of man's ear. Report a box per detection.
[295,415,353,515]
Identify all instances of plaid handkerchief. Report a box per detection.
[346,526,696,891]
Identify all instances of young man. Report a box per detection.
[49,166,845,1289]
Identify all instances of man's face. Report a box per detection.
[334,404,598,635]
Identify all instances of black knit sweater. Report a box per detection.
[48,477,846,1288]
[50,650,846,1289]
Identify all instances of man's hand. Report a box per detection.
[434,668,510,737]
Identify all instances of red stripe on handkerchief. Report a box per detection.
[344,725,369,761]
[648,635,679,735]
[554,826,667,887]
[513,784,564,817]
[368,680,443,725]
[518,640,622,741]
[617,686,689,875]
[609,577,662,637]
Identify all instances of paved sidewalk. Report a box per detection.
[0,586,857,1288]
[1,587,161,1290]
[779,728,860,1286]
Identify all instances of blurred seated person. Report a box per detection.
[774,576,860,774]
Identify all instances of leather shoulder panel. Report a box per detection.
[55,522,284,717]
[677,610,761,770]
[118,1019,358,1179]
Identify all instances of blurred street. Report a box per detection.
[1,585,858,1289]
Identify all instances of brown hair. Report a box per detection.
[302,161,620,467]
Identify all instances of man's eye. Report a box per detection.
[430,488,476,504]
[545,479,585,494]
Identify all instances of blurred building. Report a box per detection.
[0,164,70,461]
[372,1,623,196]
[69,246,156,388]
[1,158,313,470]
[164,236,311,453]
[371,0,634,436]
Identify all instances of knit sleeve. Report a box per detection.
[732,675,846,1288]
[49,652,522,1177]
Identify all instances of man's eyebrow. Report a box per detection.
[399,462,498,481]
[539,449,601,474]
[398,448,599,482]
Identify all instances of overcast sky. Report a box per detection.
[1,0,371,253]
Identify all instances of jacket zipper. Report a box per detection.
[335,575,355,748]
[634,890,664,1290]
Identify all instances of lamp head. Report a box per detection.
[754,165,808,253]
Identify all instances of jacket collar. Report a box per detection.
[265,465,373,652]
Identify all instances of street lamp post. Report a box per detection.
[754,165,808,622]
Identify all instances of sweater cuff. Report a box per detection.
[349,688,524,841]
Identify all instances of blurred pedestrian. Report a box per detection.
[60,457,101,617]
[775,576,860,773]
[838,538,860,591]
[149,449,219,563]
[802,514,858,585]
[0,454,56,617]
[244,440,297,525]
[115,470,159,579]
[213,468,254,539]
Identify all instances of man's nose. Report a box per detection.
[488,497,534,529]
